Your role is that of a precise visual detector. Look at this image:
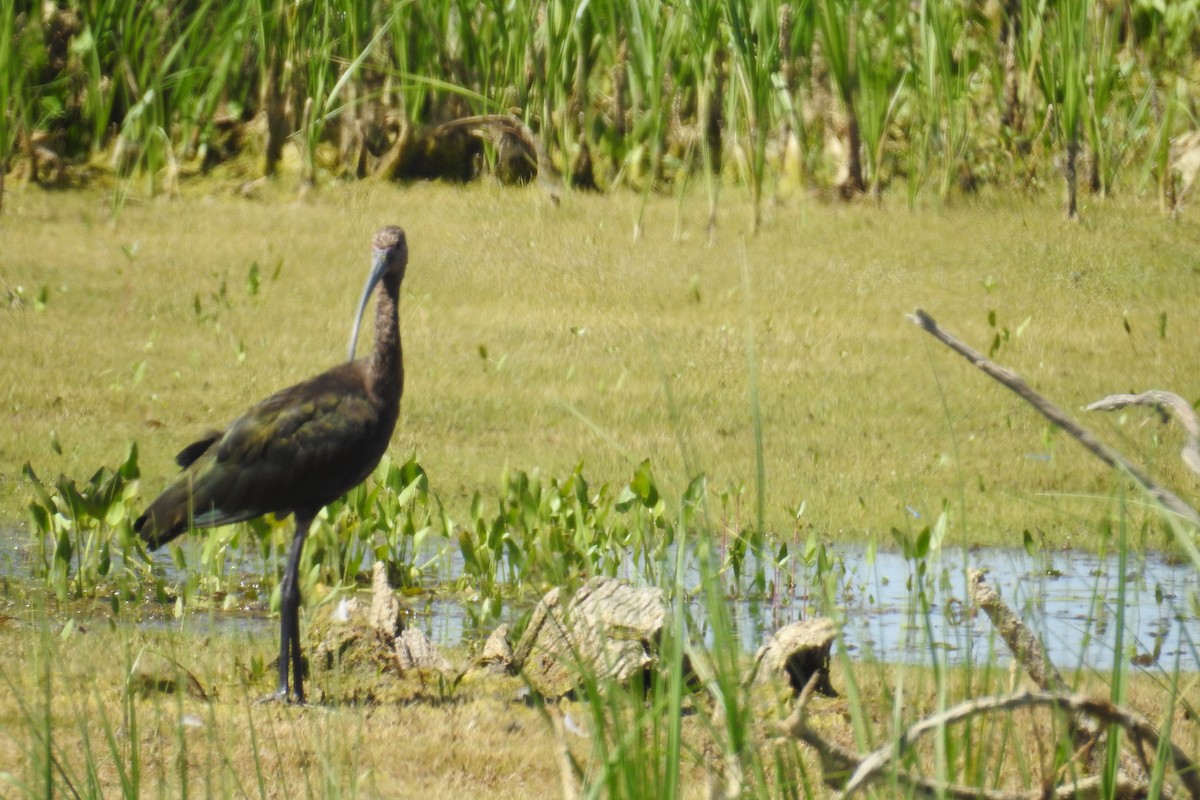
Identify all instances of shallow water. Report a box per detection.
[399,543,1200,673]
[811,545,1198,672]
[4,524,1197,673]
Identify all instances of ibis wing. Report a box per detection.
[137,364,390,547]
[201,374,384,522]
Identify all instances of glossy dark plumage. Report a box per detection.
[135,362,399,545]
[135,225,408,703]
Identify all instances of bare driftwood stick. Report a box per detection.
[968,571,1155,788]
[777,677,1177,800]
[968,570,1067,693]
[835,689,1200,800]
[1087,390,1200,477]
[909,308,1200,529]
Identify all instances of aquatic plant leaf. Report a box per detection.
[459,529,479,572]
[628,459,660,508]
[29,502,50,535]
[22,462,54,512]
[55,529,72,564]
[929,511,947,553]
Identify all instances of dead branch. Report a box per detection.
[833,689,1199,799]
[779,578,1199,799]
[908,308,1200,529]
[777,677,1167,800]
[434,114,563,204]
[968,570,1067,693]
[969,570,1154,786]
[1087,390,1200,477]
[774,673,859,776]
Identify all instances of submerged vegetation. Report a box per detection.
[2,0,1200,223]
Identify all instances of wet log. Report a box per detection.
[749,617,838,698]
[307,561,451,700]
[512,576,666,699]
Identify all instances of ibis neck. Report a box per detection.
[368,275,403,403]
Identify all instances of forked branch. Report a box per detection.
[779,674,1199,800]
[1087,390,1200,477]
[908,308,1200,528]
[840,689,1199,799]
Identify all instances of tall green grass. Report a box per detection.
[3,0,1198,217]
[0,0,19,212]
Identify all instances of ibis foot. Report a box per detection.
[257,687,306,706]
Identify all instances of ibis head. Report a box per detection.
[349,225,407,361]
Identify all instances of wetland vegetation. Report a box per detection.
[3,184,1199,798]
[3,0,1200,221]
[2,0,1200,796]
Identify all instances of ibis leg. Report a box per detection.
[277,511,313,703]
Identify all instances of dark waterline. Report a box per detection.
[5,525,1197,673]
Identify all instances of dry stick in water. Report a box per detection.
[968,570,1067,692]
[1087,390,1200,477]
[907,308,1200,529]
[969,570,1152,787]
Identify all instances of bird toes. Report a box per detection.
[256,687,306,706]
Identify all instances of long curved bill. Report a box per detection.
[347,249,389,361]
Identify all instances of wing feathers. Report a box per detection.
[137,362,395,549]
[175,431,222,468]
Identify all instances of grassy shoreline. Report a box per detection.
[0,606,1195,799]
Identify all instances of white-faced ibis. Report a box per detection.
[135,225,409,703]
